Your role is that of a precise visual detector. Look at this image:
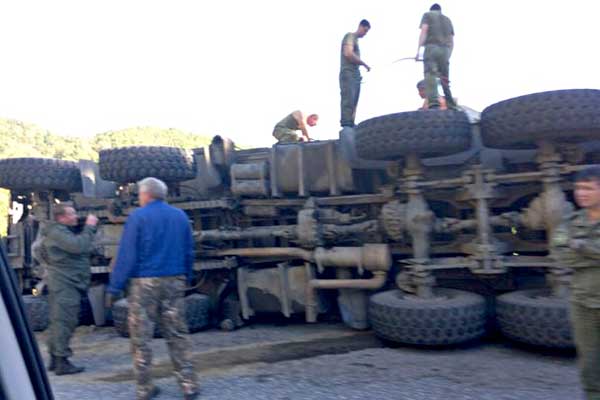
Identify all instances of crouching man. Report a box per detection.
[106,177,199,400]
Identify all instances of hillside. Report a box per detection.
[0,118,213,233]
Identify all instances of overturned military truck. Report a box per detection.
[4,89,600,348]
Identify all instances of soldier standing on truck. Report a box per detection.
[340,19,371,128]
[106,177,199,400]
[551,166,600,400]
[273,111,319,143]
[44,204,98,375]
[416,4,457,110]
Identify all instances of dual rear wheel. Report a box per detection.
[368,288,573,348]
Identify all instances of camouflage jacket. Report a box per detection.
[550,210,600,308]
[43,222,97,291]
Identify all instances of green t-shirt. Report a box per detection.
[420,11,454,46]
[275,112,300,131]
[340,32,360,73]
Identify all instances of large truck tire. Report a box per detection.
[23,295,49,332]
[99,146,196,183]
[0,158,82,192]
[355,110,471,160]
[496,289,573,349]
[481,89,600,149]
[369,288,487,346]
[112,294,211,338]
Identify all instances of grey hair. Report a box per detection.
[137,177,168,200]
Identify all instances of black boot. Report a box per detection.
[54,357,85,376]
[183,391,200,400]
[48,355,56,371]
[140,386,161,400]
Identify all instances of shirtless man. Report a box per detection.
[272,111,319,143]
[417,80,447,110]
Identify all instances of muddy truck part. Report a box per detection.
[4,89,600,348]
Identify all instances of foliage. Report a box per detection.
[0,119,213,234]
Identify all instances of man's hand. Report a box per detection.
[86,214,99,227]
[105,292,114,309]
[363,63,371,72]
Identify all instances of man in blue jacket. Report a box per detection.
[107,177,198,400]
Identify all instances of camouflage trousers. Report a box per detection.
[47,285,83,358]
[571,303,600,400]
[273,127,300,144]
[128,276,198,399]
[423,44,456,109]
[340,70,361,127]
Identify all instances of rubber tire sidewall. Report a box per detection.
[355,110,472,160]
[496,289,573,349]
[369,288,487,346]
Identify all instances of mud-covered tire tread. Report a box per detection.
[99,146,196,183]
[355,110,471,160]
[496,289,573,348]
[0,158,82,192]
[112,294,211,338]
[480,89,600,149]
[23,295,49,332]
[369,288,486,346]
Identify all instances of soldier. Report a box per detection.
[272,111,318,143]
[340,19,371,128]
[417,79,447,110]
[416,4,457,110]
[551,166,600,400]
[44,204,98,375]
[106,177,198,400]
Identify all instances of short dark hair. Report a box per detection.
[417,80,426,89]
[575,166,600,184]
[430,4,442,11]
[359,19,371,29]
[53,204,74,221]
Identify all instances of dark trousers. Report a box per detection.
[47,285,82,358]
[340,70,361,127]
[571,303,600,399]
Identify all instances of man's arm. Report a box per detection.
[550,221,596,267]
[343,38,370,71]
[447,34,454,57]
[107,215,139,294]
[569,237,600,261]
[184,220,195,283]
[292,111,310,140]
[416,24,428,59]
[47,224,96,255]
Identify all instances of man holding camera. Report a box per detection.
[43,204,98,375]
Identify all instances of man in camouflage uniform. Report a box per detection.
[272,110,318,143]
[416,4,457,110]
[44,204,98,375]
[340,19,371,128]
[551,166,600,400]
[107,177,198,400]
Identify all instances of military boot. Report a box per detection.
[139,386,161,400]
[183,391,200,400]
[47,355,56,371]
[54,357,85,376]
